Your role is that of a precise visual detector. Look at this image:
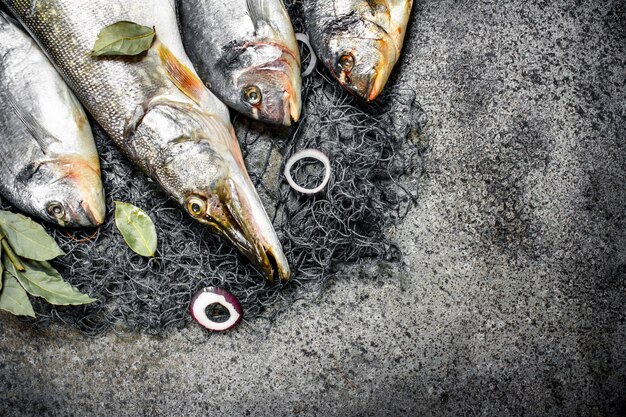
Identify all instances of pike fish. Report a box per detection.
[0,11,105,227]
[179,0,302,126]
[3,0,290,281]
[304,0,413,101]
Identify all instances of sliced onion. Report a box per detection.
[190,287,243,332]
[284,149,332,195]
[295,33,317,77]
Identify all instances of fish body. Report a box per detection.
[0,11,105,227]
[304,0,413,101]
[3,0,290,281]
[178,0,301,126]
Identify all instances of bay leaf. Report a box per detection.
[0,210,64,261]
[114,201,157,257]
[91,21,156,57]
[0,244,3,292]
[0,273,35,318]
[11,258,96,306]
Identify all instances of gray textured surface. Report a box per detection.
[1,0,625,416]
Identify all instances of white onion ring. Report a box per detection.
[295,33,317,77]
[190,287,243,332]
[284,149,331,195]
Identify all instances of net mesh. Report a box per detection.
[0,1,428,336]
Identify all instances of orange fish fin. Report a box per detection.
[156,42,208,106]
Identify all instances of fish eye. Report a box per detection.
[186,196,207,218]
[47,201,65,220]
[338,53,355,72]
[243,86,262,106]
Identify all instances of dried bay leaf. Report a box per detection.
[0,272,35,318]
[0,243,3,292]
[91,21,156,57]
[0,210,64,261]
[11,258,96,306]
[114,201,157,257]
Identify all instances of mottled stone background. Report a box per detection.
[1,0,625,416]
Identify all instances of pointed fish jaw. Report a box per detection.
[202,175,291,283]
[222,125,290,282]
[226,176,291,282]
[197,126,291,282]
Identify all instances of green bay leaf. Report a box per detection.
[11,258,96,306]
[0,272,35,317]
[0,210,64,261]
[114,201,157,257]
[91,21,156,57]
[0,244,3,292]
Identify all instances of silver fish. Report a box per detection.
[304,0,413,101]
[0,11,105,227]
[3,0,291,281]
[179,0,302,126]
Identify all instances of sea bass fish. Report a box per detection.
[179,0,302,126]
[3,0,290,281]
[0,11,105,227]
[304,0,413,101]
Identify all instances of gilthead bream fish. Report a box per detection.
[178,0,302,126]
[304,0,413,101]
[0,11,105,227]
[3,0,291,281]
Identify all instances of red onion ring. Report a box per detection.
[190,287,243,332]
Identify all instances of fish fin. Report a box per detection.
[245,0,272,31]
[156,41,210,107]
[6,92,58,154]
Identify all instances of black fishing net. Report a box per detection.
[0,1,428,336]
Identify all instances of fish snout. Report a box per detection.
[365,68,384,102]
[200,177,291,282]
[80,190,106,227]
[282,90,302,126]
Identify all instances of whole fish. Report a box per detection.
[304,0,413,101]
[179,0,302,126]
[0,11,105,227]
[3,0,290,281]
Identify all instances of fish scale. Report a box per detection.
[2,0,291,281]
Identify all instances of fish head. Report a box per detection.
[22,156,106,228]
[223,43,302,126]
[321,18,397,101]
[131,101,291,282]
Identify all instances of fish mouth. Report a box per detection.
[205,178,291,282]
[331,61,385,102]
[80,194,105,227]
[61,198,104,228]
[365,69,385,101]
[282,90,302,126]
[56,156,106,227]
